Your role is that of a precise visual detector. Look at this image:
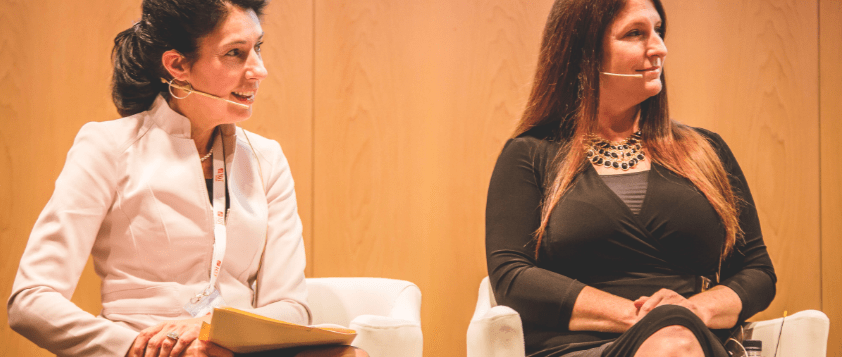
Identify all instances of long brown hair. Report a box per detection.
[516,0,741,261]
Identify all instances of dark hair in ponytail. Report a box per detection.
[111,0,269,117]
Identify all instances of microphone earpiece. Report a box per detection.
[600,72,644,78]
[162,78,251,108]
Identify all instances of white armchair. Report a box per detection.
[467,277,829,357]
[306,277,423,357]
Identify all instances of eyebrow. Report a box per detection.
[222,33,264,47]
[622,19,661,29]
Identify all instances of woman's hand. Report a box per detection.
[179,339,235,357]
[126,314,231,357]
[634,288,707,324]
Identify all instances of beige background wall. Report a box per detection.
[0,1,839,356]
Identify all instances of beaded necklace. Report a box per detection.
[585,131,645,170]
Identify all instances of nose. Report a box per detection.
[246,48,268,81]
[647,33,667,65]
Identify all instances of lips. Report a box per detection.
[636,66,661,73]
[231,90,256,103]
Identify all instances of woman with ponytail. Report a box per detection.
[8,1,365,357]
[485,0,776,356]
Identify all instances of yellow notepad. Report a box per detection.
[199,307,357,353]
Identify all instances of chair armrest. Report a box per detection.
[744,310,829,357]
[350,315,422,357]
[348,281,423,357]
[467,305,525,357]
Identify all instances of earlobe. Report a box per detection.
[161,49,190,81]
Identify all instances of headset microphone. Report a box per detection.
[163,78,251,109]
[601,58,661,79]
[600,72,644,78]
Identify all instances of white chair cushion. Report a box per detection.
[306,277,423,357]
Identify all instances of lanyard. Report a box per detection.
[192,131,227,303]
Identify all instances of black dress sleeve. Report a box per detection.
[700,130,777,322]
[485,137,587,330]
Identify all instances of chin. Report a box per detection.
[230,107,253,123]
[643,81,663,97]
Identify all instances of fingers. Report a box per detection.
[638,289,684,316]
[633,296,649,310]
[128,324,166,357]
[183,340,233,357]
[144,322,202,357]
[144,330,168,357]
[158,333,179,357]
[127,334,149,357]
[203,341,234,357]
[128,318,209,357]
[171,326,200,357]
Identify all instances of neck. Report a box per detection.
[168,97,217,156]
[596,104,640,142]
[192,124,217,157]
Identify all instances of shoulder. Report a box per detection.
[492,129,565,186]
[684,125,737,164]
[686,126,729,151]
[502,128,565,160]
[236,127,285,162]
[72,113,149,156]
[682,125,749,188]
[235,128,292,186]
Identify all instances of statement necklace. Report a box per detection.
[585,131,645,170]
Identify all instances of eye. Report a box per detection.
[655,26,664,37]
[255,41,264,54]
[226,48,241,57]
[625,29,642,37]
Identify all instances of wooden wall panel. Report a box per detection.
[0,0,314,355]
[312,2,553,355]
[0,2,143,355]
[664,0,822,322]
[238,0,315,277]
[820,1,842,355]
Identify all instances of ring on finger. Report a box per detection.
[166,331,180,341]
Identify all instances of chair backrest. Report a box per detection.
[306,277,422,326]
[744,310,829,357]
[472,277,498,322]
[485,277,498,306]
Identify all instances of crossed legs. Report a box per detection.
[602,305,727,357]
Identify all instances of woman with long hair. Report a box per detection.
[8,1,364,356]
[485,0,776,356]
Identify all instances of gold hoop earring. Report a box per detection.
[168,78,192,100]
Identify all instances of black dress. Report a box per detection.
[485,127,776,356]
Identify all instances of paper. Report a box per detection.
[199,307,357,353]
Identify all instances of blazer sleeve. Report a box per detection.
[486,138,587,330]
[246,138,311,325]
[7,122,139,356]
[703,130,777,322]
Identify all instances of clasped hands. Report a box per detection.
[126,314,233,357]
[633,285,740,330]
[633,288,709,325]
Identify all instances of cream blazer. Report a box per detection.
[8,96,311,356]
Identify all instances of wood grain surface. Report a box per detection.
[311,2,554,354]
[0,1,144,355]
[820,1,842,356]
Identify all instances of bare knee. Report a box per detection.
[634,325,703,357]
[295,346,368,357]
